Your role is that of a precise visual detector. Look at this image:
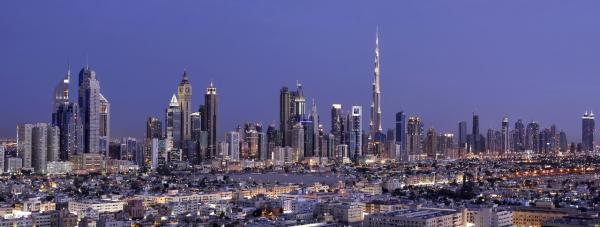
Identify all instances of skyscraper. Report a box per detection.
[178,71,192,141]
[501,117,509,154]
[31,123,48,174]
[203,82,218,159]
[53,65,70,112]
[351,106,362,160]
[293,82,306,122]
[291,123,305,161]
[99,94,110,157]
[279,87,291,147]
[458,121,467,153]
[309,99,319,157]
[226,131,240,161]
[486,129,497,154]
[331,104,343,148]
[150,138,166,169]
[514,119,525,152]
[395,112,406,154]
[47,125,60,162]
[54,68,80,158]
[78,66,101,154]
[146,117,163,139]
[472,113,480,153]
[582,111,595,152]
[190,112,202,141]
[166,94,182,151]
[242,123,259,160]
[53,71,82,160]
[17,124,33,169]
[525,122,540,152]
[20,123,60,174]
[439,133,455,159]
[559,131,568,152]
[407,117,422,161]
[257,125,268,160]
[266,124,278,160]
[370,29,383,139]
[425,128,438,159]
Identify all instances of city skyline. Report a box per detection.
[3,2,600,226]
[3,1,600,140]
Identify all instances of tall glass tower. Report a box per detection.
[582,111,595,152]
[204,82,218,159]
[78,66,101,154]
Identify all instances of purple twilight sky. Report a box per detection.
[1,1,600,142]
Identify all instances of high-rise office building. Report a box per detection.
[291,123,305,161]
[559,131,568,152]
[407,117,422,160]
[370,29,383,140]
[118,137,138,162]
[351,106,362,160]
[525,122,540,152]
[513,119,525,152]
[31,123,48,174]
[226,131,240,161]
[301,119,314,158]
[309,99,319,157]
[501,117,509,154]
[54,102,82,160]
[78,66,101,154]
[438,133,455,159]
[203,82,218,159]
[549,125,559,153]
[293,82,306,122]
[472,113,480,153]
[53,67,83,160]
[47,125,60,162]
[178,71,192,141]
[458,121,467,153]
[279,87,291,147]
[582,111,595,152]
[331,104,343,148]
[150,138,167,169]
[20,123,60,174]
[166,94,182,151]
[190,112,201,141]
[258,130,268,160]
[425,128,438,159]
[486,129,497,154]
[99,94,110,157]
[146,117,163,139]
[242,123,259,160]
[17,124,33,169]
[279,83,306,148]
[395,112,406,154]
[266,124,278,160]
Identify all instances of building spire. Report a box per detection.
[65,63,71,83]
[181,70,189,83]
[370,26,383,138]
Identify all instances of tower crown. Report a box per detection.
[180,70,190,84]
[169,94,179,107]
[206,82,217,95]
